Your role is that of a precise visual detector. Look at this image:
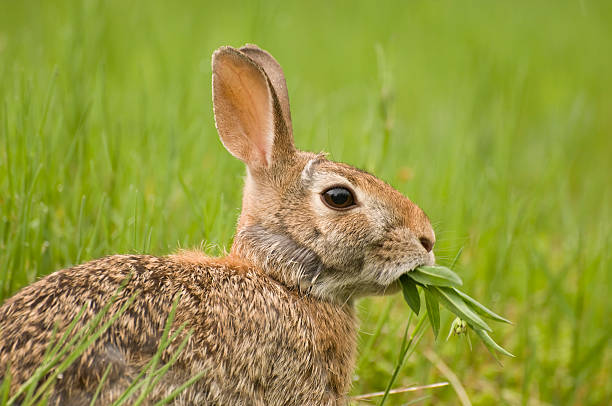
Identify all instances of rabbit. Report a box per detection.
[0,44,436,405]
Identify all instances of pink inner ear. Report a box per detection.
[213,52,275,168]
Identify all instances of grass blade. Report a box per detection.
[153,369,207,406]
[144,330,193,398]
[453,288,512,324]
[432,287,491,332]
[379,314,429,406]
[1,366,11,405]
[112,303,190,406]
[7,276,130,405]
[408,266,463,288]
[132,293,183,405]
[449,247,464,269]
[351,382,447,402]
[89,364,113,406]
[474,328,515,358]
[31,292,139,404]
[424,287,440,339]
[399,274,420,315]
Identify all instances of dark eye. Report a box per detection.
[321,187,356,210]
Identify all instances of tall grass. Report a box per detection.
[1,0,611,404]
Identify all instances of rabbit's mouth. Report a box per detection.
[386,265,424,292]
[373,252,434,285]
[351,259,431,298]
[379,264,425,296]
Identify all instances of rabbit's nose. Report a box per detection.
[419,236,434,253]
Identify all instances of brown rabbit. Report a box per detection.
[0,44,435,405]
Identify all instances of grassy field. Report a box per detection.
[1,0,611,404]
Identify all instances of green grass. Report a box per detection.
[1,0,611,404]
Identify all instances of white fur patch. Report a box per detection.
[300,155,326,182]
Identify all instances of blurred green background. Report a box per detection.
[1,0,611,404]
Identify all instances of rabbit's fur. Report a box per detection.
[0,45,435,405]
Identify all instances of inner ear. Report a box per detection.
[213,48,275,168]
[239,44,293,138]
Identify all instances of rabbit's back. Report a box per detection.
[0,253,357,405]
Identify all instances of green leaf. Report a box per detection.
[446,317,461,341]
[432,287,492,332]
[407,266,463,288]
[89,364,113,406]
[424,287,440,339]
[453,288,512,324]
[474,328,515,358]
[153,369,207,406]
[1,366,11,405]
[400,274,421,315]
[449,247,464,268]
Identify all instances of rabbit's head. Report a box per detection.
[212,45,435,303]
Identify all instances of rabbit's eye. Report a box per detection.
[322,187,356,210]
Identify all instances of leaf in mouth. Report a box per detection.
[399,274,421,315]
[398,265,513,357]
[452,288,512,324]
[408,265,463,288]
[423,286,440,339]
[432,287,491,332]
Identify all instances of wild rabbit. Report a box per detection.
[0,44,435,405]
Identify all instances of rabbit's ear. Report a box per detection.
[212,46,294,169]
[238,44,292,135]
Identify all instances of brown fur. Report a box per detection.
[0,44,434,405]
[0,255,355,405]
